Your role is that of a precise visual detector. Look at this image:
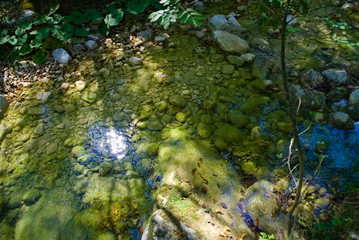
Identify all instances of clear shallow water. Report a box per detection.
[0,33,358,239]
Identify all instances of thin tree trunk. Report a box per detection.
[280,0,305,238]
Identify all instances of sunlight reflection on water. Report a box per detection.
[104,129,127,159]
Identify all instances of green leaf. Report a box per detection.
[18,34,28,45]
[20,21,33,30]
[46,14,63,24]
[30,38,42,48]
[74,27,89,37]
[42,37,63,49]
[68,11,86,25]
[30,27,51,40]
[15,27,26,36]
[85,9,102,21]
[33,15,46,25]
[104,3,117,13]
[32,50,46,64]
[0,30,9,44]
[8,36,18,45]
[126,0,150,14]
[149,11,162,22]
[99,21,110,36]
[18,43,32,56]
[9,51,20,65]
[104,9,123,26]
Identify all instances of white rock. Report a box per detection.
[52,49,72,64]
[75,81,86,91]
[36,92,51,103]
[85,40,98,50]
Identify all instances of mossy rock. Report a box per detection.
[240,161,258,175]
[216,124,242,143]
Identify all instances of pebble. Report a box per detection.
[85,40,98,50]
[52,48,72,64]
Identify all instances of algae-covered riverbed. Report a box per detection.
[1,1,359,239]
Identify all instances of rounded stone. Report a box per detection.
[175,112,186,123]
[221,64,235,75]
[349,89,359,105]
[328,112,354,130]
[169,95,186,107]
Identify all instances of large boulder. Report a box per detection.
[208,14,246,36]
[322,69,348,87]
[289,84,326,111]
[141,209,198,240]
[213,31,249,54]
[328,112,354,130]
[243,180,289,238]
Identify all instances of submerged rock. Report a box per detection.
[213,31,249,54]
[216,124,241,143]
[328,112,354,130]
[141,209,197,240]
[128,56,143,66]
[0,120,12,143]
[169,95,186,107]
[23,189,42,205]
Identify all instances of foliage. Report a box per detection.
[304,215,356,240]
[148,0,205,29]
[0,0,205,64]
[322,17,359,47]
[258,232,275,240]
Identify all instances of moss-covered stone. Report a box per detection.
[216,124,241,143]
[23,188,42,205]
[240,161,258,175]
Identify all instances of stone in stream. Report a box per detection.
[349,89,359,105]
[52,48,72,64]
[328,112,354,130]
[128,56,143,66]
[169,95,186,107]
[322,69,348,86]
[208,14,246,36]
[347,104,359,121]
[301,69,324,89]
[36,92,51,103]
[213,31,249,54]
